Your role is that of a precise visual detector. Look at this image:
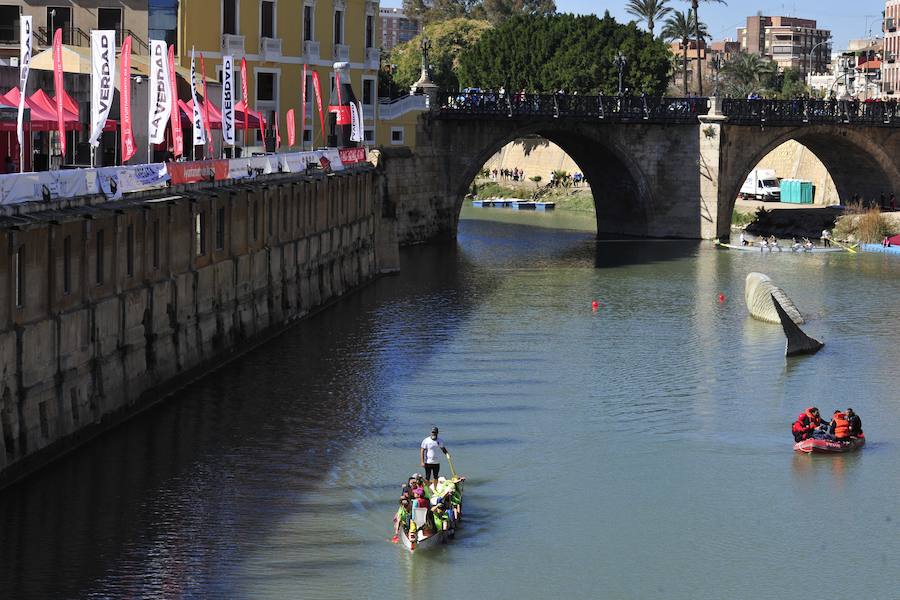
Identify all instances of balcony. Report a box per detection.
[333,43,349,62]
[304,40,320,60]
[222,33,245,56]
[260,36,282,61]
[365,47,380,69]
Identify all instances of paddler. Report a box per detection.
[394,498,411,537]
[420,426,451,484]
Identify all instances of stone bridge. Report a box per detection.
[378,95,900,243]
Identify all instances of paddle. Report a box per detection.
[833,239,857,254]
[446,453,459,480]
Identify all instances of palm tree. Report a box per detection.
[721,53,777,97]
[662,10,707,95]
[681,0,726,95]
[625,0,672,37]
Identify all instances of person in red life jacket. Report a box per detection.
[829,410,852,440]
[792,407,823,442]
[846,408,863,437]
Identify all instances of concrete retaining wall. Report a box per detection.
[0,167,391,487]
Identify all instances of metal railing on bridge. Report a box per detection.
[439,91,709,123]
[720,98,900,127]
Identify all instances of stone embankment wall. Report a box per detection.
[0,167,394,487]
[483,138,582,180]
[755,141,839,205]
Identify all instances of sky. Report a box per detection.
[379,0,888,52]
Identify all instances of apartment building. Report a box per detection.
[180,0,382,148]
[738,15,831,75]
[379,7,419,51]
[884,0,900,96]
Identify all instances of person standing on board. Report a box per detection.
[421,426,450,483]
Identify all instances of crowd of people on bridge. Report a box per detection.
[792,407,863,442]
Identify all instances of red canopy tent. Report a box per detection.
[177,98,266,130]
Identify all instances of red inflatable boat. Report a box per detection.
[794,434,865,454]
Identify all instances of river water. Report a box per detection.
[2,206,900,599]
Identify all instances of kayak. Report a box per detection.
[794,434,866,453]
[716,241,852,253]
[399,478,464,553]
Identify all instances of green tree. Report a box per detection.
[775,67,810,99]
[457,12,671,95]
[661,10,706,95]
[482,0,556,24]
[385,18,492,92]
[720,53,777,97]
[679,0,726,95]
[625,0,671,37]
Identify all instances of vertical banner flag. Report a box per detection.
[311,71,325,143]
[301,64,307,146]
[349,102,362,143]
[17,15,32,150]
[241,57,249,144]
[221,55,235,146]
[120,35,136,162]
[89,30,116,147]
[286,109,295,147]
[189,48,206,145]
[148,40,172,145]
[52,27,66,156]
[200,52,214,154]
[274,111,281,150]
[357,101,365,143]
[168,45,183,157]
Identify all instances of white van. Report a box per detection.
[739,169,781,201]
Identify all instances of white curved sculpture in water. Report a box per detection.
[744,272,804,325]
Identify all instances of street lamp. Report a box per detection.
[614,52,627,97]
[807,37,832,76]
[711,54,724,97]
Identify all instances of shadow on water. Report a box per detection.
[591,239,701,269]
[0,243,500,599]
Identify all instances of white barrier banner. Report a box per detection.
[148,40,172,145]
[0,172,53,204]
[56,169,95,198]
[221,55,235,146]
[98,163,170,200]
[89,30,117,147]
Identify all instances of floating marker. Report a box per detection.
[591,300,600,311]
[717,293,726,303]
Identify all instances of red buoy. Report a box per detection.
[591,300,600,311]
[717,293,726,303]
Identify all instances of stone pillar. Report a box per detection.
[698,111,728,239]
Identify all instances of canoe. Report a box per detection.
[398,479,464,553]
[716,241,852,253]
[794,434,865,454]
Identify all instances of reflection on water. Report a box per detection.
[2,208,900,599]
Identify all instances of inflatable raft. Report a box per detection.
[794,434,865,453]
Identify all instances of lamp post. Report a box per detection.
[614,52,627,97]
[711,53,723,97]
[807,37,832,76]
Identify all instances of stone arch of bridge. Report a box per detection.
[723,125,900,218]
[450,121,656,236]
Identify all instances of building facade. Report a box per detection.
[738,15,831,76]
[884,0,900,96]
[379,7,419,51]
[179,0,382,149]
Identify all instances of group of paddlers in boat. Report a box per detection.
[740,232,822,252]
[392,426,465,551]
[792,407,866,453]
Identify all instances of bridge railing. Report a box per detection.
[721,98,900,126]
[438,92,709,123]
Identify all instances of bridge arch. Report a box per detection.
[442,120,658,236]
[723,125,900,218]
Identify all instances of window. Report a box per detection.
[63,235,71,294]
[14,244,23,308]
[95,230,105,285]
[0,6,20,43]
[150,0,178,49]
[47,6,72,43]
[334,10,343,45]
[98,8,122,43]
[303,129,312,143]
[390,127,404,144]
[126,224,134,277]
[261,0,275,38]
[152,219,160,269]
[257,72,276,102]
[216,207,225,250]
[366,14,374,48]
[223,0,238,35]
[362,79,375,105]
[363,129,374,143]
[303,4,313,41]
[195,211,206,256]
